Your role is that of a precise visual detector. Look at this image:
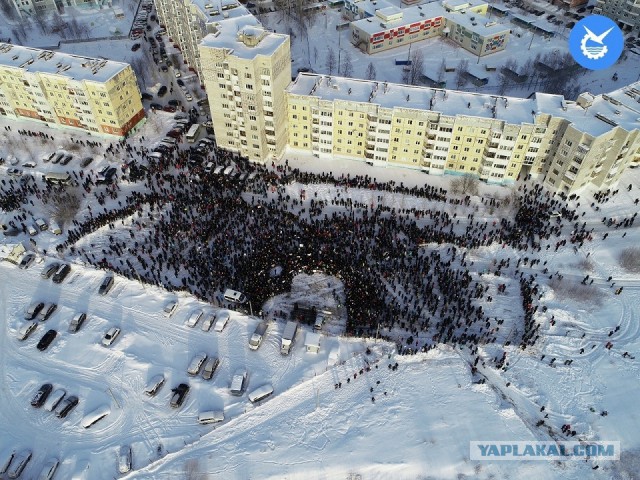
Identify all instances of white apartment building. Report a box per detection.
[199,25,291,162]
[286,74,640,194]
[594,0,640,33]
[154,0,255,80]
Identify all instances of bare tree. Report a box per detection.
[1,0,19,20]
[32,9,50,34]
[619,247,640,273]
[497,73,510,95]
[402,49,424,86]
[365,62,376,80]
[51,12,69,39]
[46,188,82,229]
[450,174,479,196]
[326,47,336,75]
[455,59,469,88]
[341,51,353,77]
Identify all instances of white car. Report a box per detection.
[185,93,193,101]
[174,70,181,78]
[43,388,66,412]
[213,310,230,332]
[102,327,121,346]
[118,445,132,474]
[27,224,38,236]
[163,300,178,317]
[187,352,207,376]
[144,374,165,396]
[185,309,203,328]
[200,312,215,332]
[17,322,38,341]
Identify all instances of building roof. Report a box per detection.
[189,0,251,23]
[0,43,129,83]
[200,22,288,60]
[345,0,395,17]
[287,73,640,137]
[305,331,321,346]
[352,1,508,37]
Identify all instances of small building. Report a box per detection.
[113,6,125,19]
[0,243,26,264]
[305,332,321,354]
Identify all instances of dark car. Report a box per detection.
[141,92,154,101]
[163,105,176,113]
[98,275,114,295]
[25,302,45,320]
[160,65,168,72]
[37,329,57,351]
[52,264,71,284]
[131,43,141,51]
[567,21,575,28]
[60,154,73,165]
[55,395,78,418]
[69,312,87,333]
[167,128,182,139]
[41,262,60,279]
[157,86,168,97]
[31,383,53,408]
[176,79,184,87]
[80,156,94,168]
[38,303,57,321]
[168,99,182,107]
[170,383,189,408]
[96,167,117,184]
[150,103,163,110]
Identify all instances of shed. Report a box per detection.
[305,332,321,354]
[113,6,125,19]
[0,243,26,264]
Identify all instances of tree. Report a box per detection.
[326,48,336,75]
[437,58,446,84]
[497,73,510,95]
[341,51,353,78]
[402,49,424,86]
[0,0,19,20]
[450,174,479,196]
[47,188,82,229]
[32,9,50,35]
[365,62,376,80]
[455,59,469,88]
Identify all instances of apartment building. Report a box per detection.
[0,43,144,137]
[286,74,640,194]
[594,0,640,33]
[199,25,291,162]
[9,0,97,18]
[154,0,254,80]
[350,0,509,56]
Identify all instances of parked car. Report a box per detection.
[157,85,168,96]
[60,154,73,165]
[150,102,163,110]
[185,309,203,328]
[213,310,230,332]
[202,356,220,380]
[96,166,117,184]
[25,301,45,320]
[18,253,36,269]
[37,329,57,351]
[41,262,60,279]
[37,303,57,321]
[17,322,38,341]
[200,312,215,332]
[35,218,48,231]
[102,327,121,346]
[37,458,59,480]
[22,161,36,168]
[144,374,165,396]
[27,224,38,236]
[69,312,87,333]
[98,275,114,295]
[168,99,182,107]
[131,43,141,51]
[80,156,94,168]
[31,383,53,408]
[177,78,185,87]
[43,388,66,412]
[163,300,178,317]
[6,449,31,479]
[187,352,207,376]
[230,369,248,396]
[170,383,190,408]
[0,451,14,476]
[118,445,132,474]
[55,395,78,418]
[166,128,182,138]
[7,167,22,176]
[185,93,193,102]
[52,264,71,283]
[163,105,177,113]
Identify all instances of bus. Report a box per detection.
[186,123,201,143]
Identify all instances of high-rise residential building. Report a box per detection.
[594,0,640,33]
[153,0,255,80]
[286,74,640,194]
[0,43,144,136]
[199,25,291,162]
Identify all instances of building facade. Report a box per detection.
[594,0,640,33]
[350,1,509,56]
[286,74,640,194]
[154,0,255,80]
[0,43,144,136]
[199,26,291,162]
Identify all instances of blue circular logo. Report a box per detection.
[568,15,624,70]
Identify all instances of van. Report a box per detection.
[198,410,224,424]
[248,384,273,403]
[45,172,72,185]
[223,289,247,304]
[314,313,325,332]
[230,369,247,396]
[148,152,164,161]
[81,404,111,429]
[35,218,48,231]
